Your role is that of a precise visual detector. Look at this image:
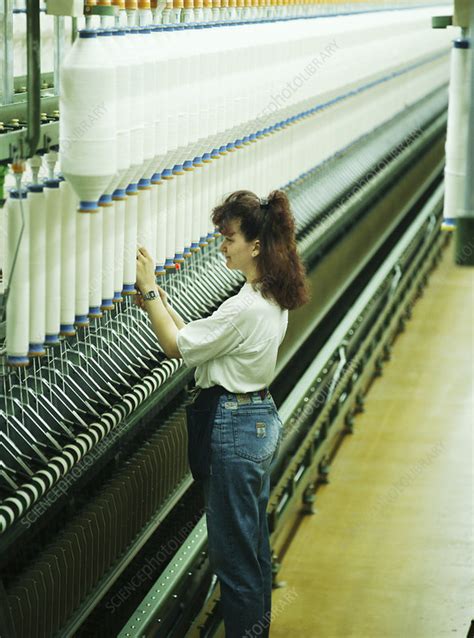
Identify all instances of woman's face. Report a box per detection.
[220,218,260,277]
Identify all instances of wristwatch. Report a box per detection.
[142,289,158,301]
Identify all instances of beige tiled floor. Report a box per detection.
[270,241,474,638]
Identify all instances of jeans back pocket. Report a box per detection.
[231,405,279,463]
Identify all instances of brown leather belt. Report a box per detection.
[221,386,269,401]
[197,385,269,401]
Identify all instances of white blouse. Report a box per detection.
[176,282,288,392]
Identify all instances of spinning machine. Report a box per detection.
[0,1,467,636]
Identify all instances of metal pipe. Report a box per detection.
[25,0,41,158]
[71,16,78,43]
[53,15,65,96]
[454,0,470,29]
[0,0,14,105]
[0,165,7,202]
[455,1,474,266]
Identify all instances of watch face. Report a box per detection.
[144,290,156,301]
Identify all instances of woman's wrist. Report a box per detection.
[139,282,157,296]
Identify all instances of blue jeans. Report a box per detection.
[202,390,282,638]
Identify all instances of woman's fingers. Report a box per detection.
[137,245,153,261]
[136,249,152,269]
[136,246,157,291]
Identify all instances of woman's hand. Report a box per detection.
[136,246,156,294]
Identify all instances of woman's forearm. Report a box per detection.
[136,246,183,357]
[143,296,181,359]
[165,302,186,330]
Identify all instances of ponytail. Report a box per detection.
[258,190,310,310]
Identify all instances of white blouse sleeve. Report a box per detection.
[176,313,244,368]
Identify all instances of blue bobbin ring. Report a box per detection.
[60,324,76,336]
[44,178,60,188]
[88,306,102,318]
[101,299,114,310]
[79,29,97,38]
[7,355,29,366]
[453,38,470,49]
[441,218,456,230]
[28,343,46,355]
[79,200,98,211]
[122,283,136,293]
[27,183,44,193]
[8,187,28,198]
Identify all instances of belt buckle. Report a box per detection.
[236,393,251,404]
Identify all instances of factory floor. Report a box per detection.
[270,241,474,638]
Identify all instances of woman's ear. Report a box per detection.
[252,240,260,257]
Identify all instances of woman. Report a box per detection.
[136,189,309,637]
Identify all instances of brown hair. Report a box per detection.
[211,190,310,311]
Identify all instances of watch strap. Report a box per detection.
[142,289,158,301]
